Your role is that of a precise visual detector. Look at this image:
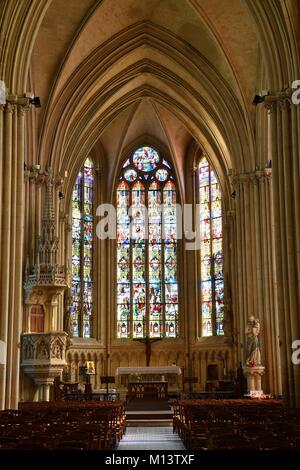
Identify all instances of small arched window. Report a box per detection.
[29,305,45,333]
[116,146,179,339]
[198,157,224,336]
[71,157,94,338]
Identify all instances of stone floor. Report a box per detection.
[117,424,186,450]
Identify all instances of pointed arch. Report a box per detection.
[198,156,224,337]
[116,146,179,339]
[71,156,95,338]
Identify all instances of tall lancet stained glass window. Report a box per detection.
[71,157,94,338]
[198,157,224,337]
[117,146,179,339]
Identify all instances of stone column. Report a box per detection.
[233,170,280,397]
[11,105,27,408]
[255,169,281,396]
[0,105,4,408]
[6,102,29,409]
[36,380,52,402]
[0,98,29,409]
[0,103,13,409]
[6,105,18,407]
[264,92,300,406]
[234,174,256,366]
[0,104,3,276]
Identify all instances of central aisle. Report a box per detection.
[117,425,186,451]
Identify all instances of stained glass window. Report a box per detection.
[198,157,224,337]
[132,146,160,172]
[71,157,94,338]
[117,146,179,339]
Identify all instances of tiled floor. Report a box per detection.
[117,424,186,450]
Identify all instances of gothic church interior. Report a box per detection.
[0,0,300,448]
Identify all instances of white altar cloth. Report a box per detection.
[116,366,181,376]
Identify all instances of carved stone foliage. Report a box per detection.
[264,89,293,114]
[232,168,272,189]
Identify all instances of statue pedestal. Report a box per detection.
[243,365,265,395]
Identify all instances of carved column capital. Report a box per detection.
[24,171,44,185]
[232,173,252,187]
[29,173,39,183]
[264,101,276,113]
[4,102,15,114]
[17,103,30,116]
[250,172,259,186]
[264,89,293,113]
[255,169,271,184]
[264,168,272,181]
[278,98,292,111]
[5,95,30,114]
[233,169,272,187]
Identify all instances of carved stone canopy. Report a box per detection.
[24,168,67,302]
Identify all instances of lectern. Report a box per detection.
[85,361,96,395]
[101,376,115,400]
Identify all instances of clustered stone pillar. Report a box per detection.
[264,92,300,407]
[0,103,12,410]
[233,169,281,397]
[0,98,29,409]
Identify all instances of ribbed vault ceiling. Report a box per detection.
[28,0,262,181]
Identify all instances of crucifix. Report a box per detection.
[134,337,162,366]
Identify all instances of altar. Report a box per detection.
[115,366,181,392]
[127,381,168,401]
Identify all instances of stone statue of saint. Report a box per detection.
[245,316,261,367]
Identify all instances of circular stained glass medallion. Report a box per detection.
[155,169,168,181]
[133,147,160,172]
[124,169,137,182]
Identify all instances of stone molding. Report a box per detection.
[232,168,272,187]
[3,96,30,112]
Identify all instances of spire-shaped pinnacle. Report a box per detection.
[24,166,67,298]
[42,168,55,223]
[39,168,59,265]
